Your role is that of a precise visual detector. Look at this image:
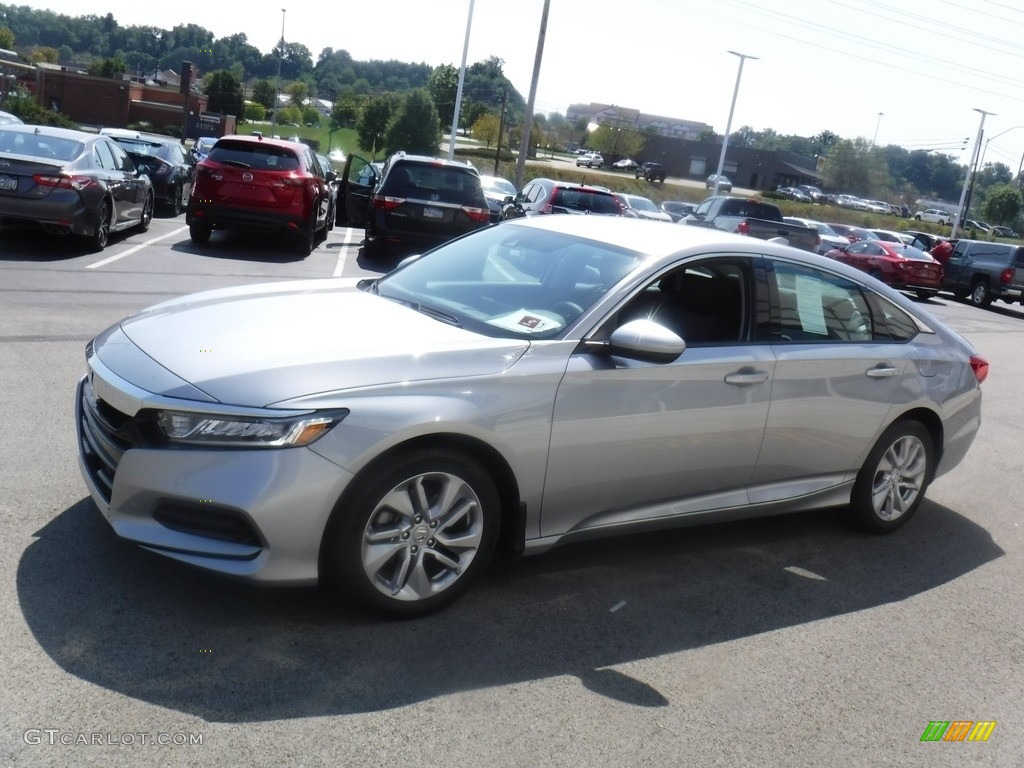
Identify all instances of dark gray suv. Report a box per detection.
[339,151,490,258]
[943,240,1024,308]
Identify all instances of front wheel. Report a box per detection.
[88,199,111,252]
[138,192,154,233]
[848,421,934,533]
[324,449,500,616]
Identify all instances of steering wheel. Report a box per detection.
[553,301,584,322]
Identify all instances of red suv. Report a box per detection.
[186,135,332,255]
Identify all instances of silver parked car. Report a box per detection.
[76,216,988,615]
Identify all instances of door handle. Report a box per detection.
[724,369,770,386]
[866,365,899,378]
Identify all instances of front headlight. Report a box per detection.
[155,410,347,448]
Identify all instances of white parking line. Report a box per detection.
[333,227,359,277]
[86,226,189,269]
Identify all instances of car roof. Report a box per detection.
[0,123,97,141]
[100,128,178,143]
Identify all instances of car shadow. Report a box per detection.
[0,228,130,261]
[18,497,1002,723]
[169,231,314,263]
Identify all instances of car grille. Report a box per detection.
[78,376,138,504]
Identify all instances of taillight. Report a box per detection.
[736,220,750,235]
[970,354,989,384]
[33,173,95,191]
[539,201,553,214]
[279,175,306,187]
[1000,268,1013,285]
[372,194,404,211]
[152,161,172,177]
[463,206,490,223]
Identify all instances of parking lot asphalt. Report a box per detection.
[2,218,1023,767]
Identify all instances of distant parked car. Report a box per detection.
[660,200,697,222]
[796,184,826,203]
[102,128,196,216]
[914,208,952,225]
[990,225,1019,238]
[783,216,849,255]
[500,178,624,219]
[613,193,673,221]
[479,174,518,223]
[612,158,638,170]
[869,229,910,244]
[827,223,878,244]
[191,136,217,162]
[576,152,604,168]
[963,219,992,235]
[635,162,666,182]
[706,174,732,192]
[777,187,812,203]
[0,123,154,252]
[828,239,944,299]
[0,109,23,125]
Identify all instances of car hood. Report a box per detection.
[107,279,530,407]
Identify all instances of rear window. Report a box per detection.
[0,129,83,162]
[384,162,485,205]
[207,141,300,171]
[719,199,782,221]
[551,188,622,215]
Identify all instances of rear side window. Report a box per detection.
[764,262,875,343]
[208,142,300,171]
[968,243,1012,263]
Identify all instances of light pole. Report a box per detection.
[951,108,995,240]
[448,0,474,161]
[152,31,162,82]
[977,124,1024,171]
[270,8,286,136]
[713,51,758,196]
[872,112,884,146]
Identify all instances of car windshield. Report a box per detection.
[207,142,299,171]
[480,176,516,196]
[374,224,643,340]
[550,188,622,215]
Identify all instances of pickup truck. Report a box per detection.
[681,195,819,253]
[942,239,1024,308]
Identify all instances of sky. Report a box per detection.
[11,0,1024,170]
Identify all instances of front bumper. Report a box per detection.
[76,374,354,584]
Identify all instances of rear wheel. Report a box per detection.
[324,449,500,615]
[294,210,317,256]
[189,220,211,244]
[138,192,154,232]
[169,185,184,217]
[88,199,111,252]
[970,280,991,307]
[848,420,933,533]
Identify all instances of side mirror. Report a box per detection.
[325,170,337,183]
[607,319,685,363]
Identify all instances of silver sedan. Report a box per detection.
[76,216,987,615]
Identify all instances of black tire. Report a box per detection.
[294,210,317,256]
[969,280,991,308]
[88,199,111,252]
[138,192,154,233]
[327,199,336,231]
[169,185,184,217]
[189,220,211,244]
[848,420,933,533]
[323,448,500,616]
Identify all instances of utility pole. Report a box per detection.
[494,88,507,175]
[514,0,551,190]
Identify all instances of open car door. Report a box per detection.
[338,153,377,227]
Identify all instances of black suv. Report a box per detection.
[635,162,665,182]
[338,152,490,257]
[943,239,1024,308]
[499,178,625,219]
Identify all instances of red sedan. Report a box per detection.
[826,239,944,299]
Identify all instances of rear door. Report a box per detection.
[202,140,304,212]
[942,240,974,292]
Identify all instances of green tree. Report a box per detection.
[287,80,309,108]
[982,184,1023,225]
[331,91,361,129]
[251,79,276,110]
[589,124,645,159]
[244,102,266,121]
[384,89,441,156]
[87,56,127,78]
[277,105,303,126]
[302,106,322,126]
[0,26,14,50]
[472,113,500,148]
[204,70,244,118]
[357,94,396,156]
[427,64,459,133]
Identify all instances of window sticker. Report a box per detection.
[794,274,828,336]
[487,309,562,334]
